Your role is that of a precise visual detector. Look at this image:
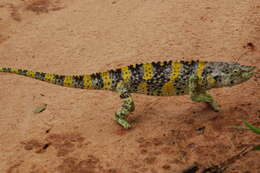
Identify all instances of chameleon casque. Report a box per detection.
[0,60,255,129]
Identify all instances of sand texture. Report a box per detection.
[0,0,259,172]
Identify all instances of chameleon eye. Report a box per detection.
[233,69,239,73]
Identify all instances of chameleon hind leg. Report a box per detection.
[115,81,135,129]
[189,75,220,112]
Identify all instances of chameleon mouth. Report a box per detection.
[242,70,255,80]
[242,65,256,71]
[250,66,256,73]
[241,65,257,79]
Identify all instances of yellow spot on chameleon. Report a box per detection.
[101,72,111,89]
[196,61,206,78]
[196,61,206,84]
[143,63,153,80]
[170,62,181,80]
[161,81,174,96]
[207,75,216,88]
[137,82,148,94]
[45,73,55,82]
[64,76,73,87]
[83,75,92,89]
[121,66,130,82]
[11,68,19,73]
[26,71,35,78]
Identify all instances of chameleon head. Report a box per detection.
[210,62,256,88]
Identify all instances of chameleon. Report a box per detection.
[0,60,256,129]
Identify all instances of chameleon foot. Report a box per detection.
[115,115,131,129]
[189,75,220,112]
[190,92,220,112]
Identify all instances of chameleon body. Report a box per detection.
[0,60,255,128]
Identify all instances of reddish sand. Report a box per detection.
[0,0,259,172]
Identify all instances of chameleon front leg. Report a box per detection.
[115,81,135,129]
[189,75,220,112]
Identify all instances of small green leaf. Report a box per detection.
[252,145,260,150]
[243,120,260,135]
[227,125,248,130]
[33,103,47,113]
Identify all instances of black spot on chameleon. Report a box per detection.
[54,75,65,86]
[18,69,28,75]
[3,68,11,72]
[120,92,130,99]
[90,73,104,89]
[35,72,46,81]
[72,75,84,88]
[213,75,221,82]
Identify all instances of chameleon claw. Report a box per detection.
[210,102,220,112]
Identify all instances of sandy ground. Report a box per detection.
[0,0,260,173]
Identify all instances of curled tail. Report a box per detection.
[0,67,94,89]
